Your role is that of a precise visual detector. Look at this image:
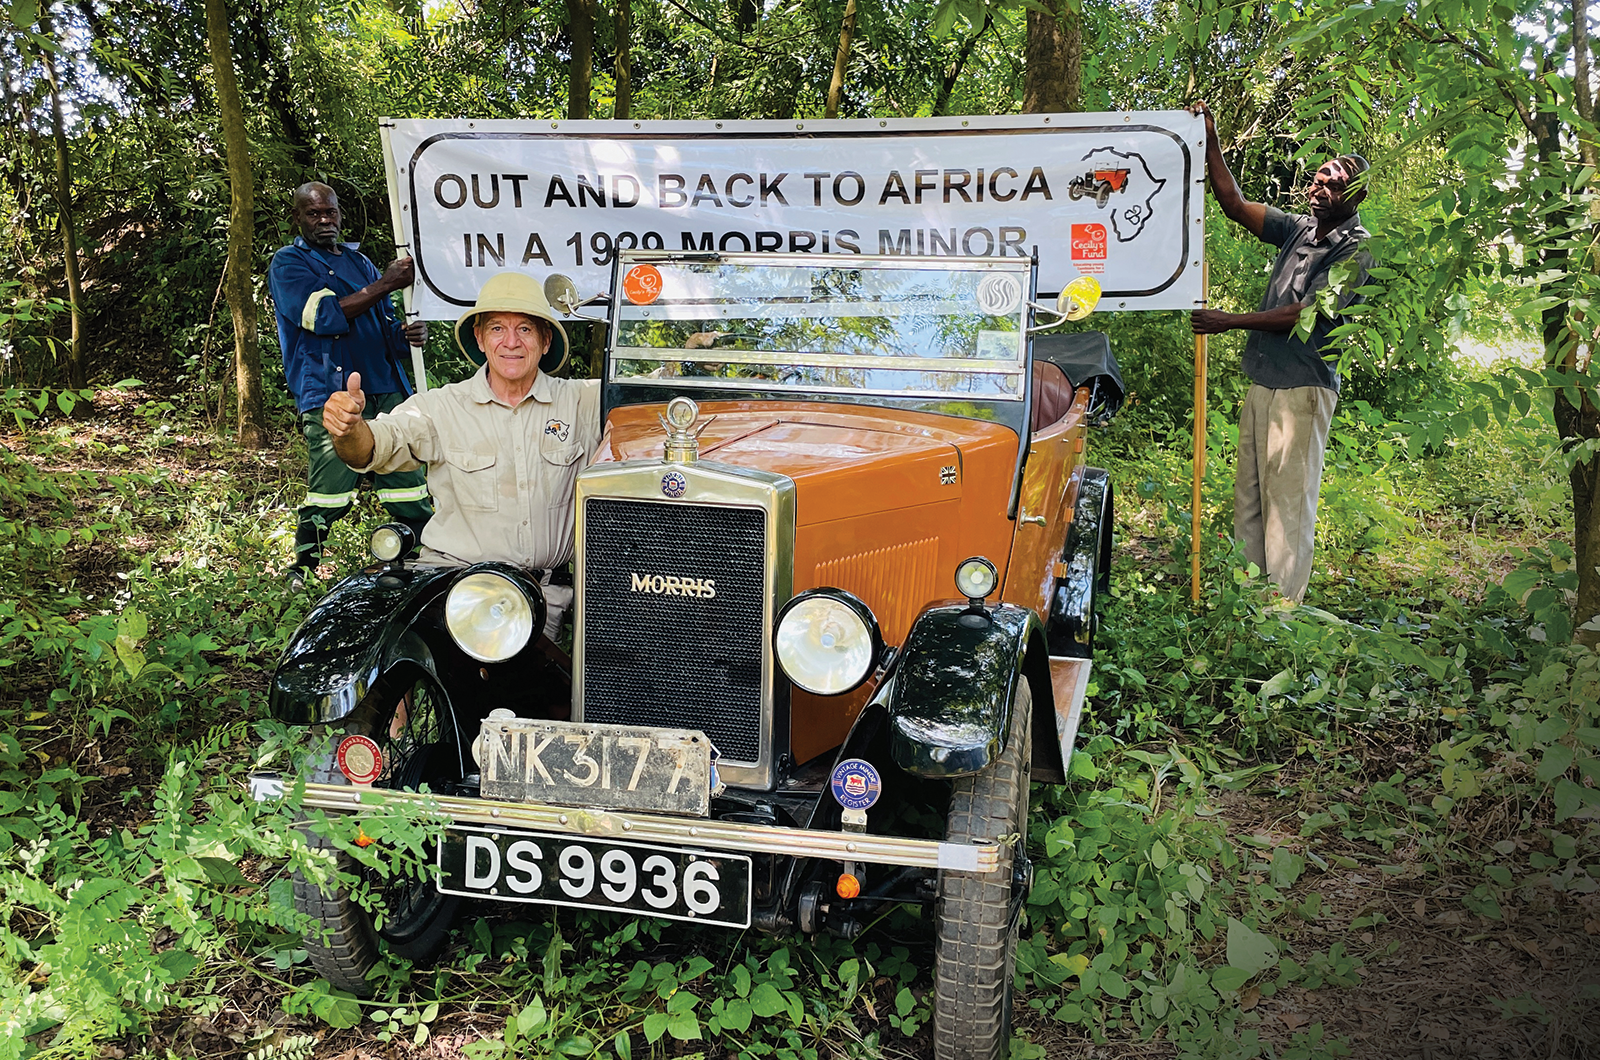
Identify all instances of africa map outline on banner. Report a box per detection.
[1074,146,1169,244]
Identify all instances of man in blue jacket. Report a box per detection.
[270,181,433,581]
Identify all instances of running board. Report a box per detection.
[1049,656,1092,778]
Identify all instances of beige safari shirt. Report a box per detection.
[360,367,602,569]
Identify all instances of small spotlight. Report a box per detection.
[955,557,999,604]
[370,523,415,565]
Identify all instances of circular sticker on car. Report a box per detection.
[661,470,688,498]
[336,734,383,786]
[975,274,1022,317]
[830,759,883,811]
[623,264,663,305]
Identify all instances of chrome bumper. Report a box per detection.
[250,774,999,873]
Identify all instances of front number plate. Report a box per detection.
[437,826,752,928]
[480,718,713,816]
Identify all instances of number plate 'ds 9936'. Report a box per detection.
[479,718,715,816]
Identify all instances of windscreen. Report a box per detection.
[609,254,1031,402]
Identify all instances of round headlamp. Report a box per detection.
[370,523,414,563]
[955,557,999,602]
[774,589,881,696]
[445,571,537,663]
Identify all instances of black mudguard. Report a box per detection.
[1048,467,1112,658]
[269,564,462,725]
[883,603,1050,779]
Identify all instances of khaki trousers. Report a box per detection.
[1233,383,1337,603]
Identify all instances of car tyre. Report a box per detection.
[293,675,461,996]
[933,678,1032,1060]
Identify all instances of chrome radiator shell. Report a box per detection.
[574,459,796,790]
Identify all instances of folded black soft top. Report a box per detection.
[1032,331,1125,424]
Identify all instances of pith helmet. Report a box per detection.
[454,271,570,374]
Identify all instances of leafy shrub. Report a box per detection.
[0,724,309,1055]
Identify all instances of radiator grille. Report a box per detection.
[581,498,767,763]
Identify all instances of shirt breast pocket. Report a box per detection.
[445,447,499,512]
[539,444,584,504]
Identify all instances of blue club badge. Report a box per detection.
[830,759,882,811]
[661,471,687,498]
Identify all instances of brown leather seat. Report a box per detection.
[1031,359,1077,433]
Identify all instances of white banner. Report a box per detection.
[381,114,1206,318]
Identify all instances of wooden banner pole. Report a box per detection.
[378,120,426,394]
[1190,262,1209,604]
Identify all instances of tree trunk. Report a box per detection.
[204,0,267,448]
[933,14,991,116]
[38,8,88,393]
[1022,0,1082,113]
[733,0,757,33]
[1564,390,1600,645]
[1574,0,1598,169]
[568,0,594,119]
[824,0,857,119]
[243,0,314,173]
[1530,96,1600,644]
[614,0,632,120]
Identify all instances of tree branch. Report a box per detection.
[933,13,991,116]
[1399,16,1538,136]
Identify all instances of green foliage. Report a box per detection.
[0,723,311,1054]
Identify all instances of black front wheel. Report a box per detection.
[292,674,461,995]
[933,679,1032,1060]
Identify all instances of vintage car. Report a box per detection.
[1067,168,1130,209]
[257,251,1121,1060]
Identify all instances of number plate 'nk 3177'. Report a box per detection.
[480,718,716,816]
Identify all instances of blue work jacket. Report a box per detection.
[269,237,413,412]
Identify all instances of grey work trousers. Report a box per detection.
[1233,383,1338,603]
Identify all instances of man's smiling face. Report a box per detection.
[475,312,549,392]
[1307,160,1356,223]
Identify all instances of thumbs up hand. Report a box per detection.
[323,372,366,438]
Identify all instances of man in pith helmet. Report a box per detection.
[323,270,601,638]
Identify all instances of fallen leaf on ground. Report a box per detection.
[1279,1012,1308,1031]
[1414,898,1427,919]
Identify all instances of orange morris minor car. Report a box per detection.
[261,251,1121,1060]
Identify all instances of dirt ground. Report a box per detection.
[1021,783,1600,1060]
